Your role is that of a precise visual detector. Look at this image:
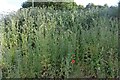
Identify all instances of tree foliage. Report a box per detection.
[21,0,118,18]
[22,0,77,10]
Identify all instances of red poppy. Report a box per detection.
[71,59,75,64]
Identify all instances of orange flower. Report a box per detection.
[71,59,75,64]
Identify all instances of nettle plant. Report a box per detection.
[1,7,118,78]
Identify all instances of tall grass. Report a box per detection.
[0,7,118,78]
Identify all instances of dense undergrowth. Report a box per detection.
[0,7,118,78]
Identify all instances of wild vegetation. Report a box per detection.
[0,1,119,78]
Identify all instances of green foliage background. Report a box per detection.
[0,4,119,78]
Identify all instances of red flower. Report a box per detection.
[71,59,75,64]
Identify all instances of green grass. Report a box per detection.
[0,7,118,78]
